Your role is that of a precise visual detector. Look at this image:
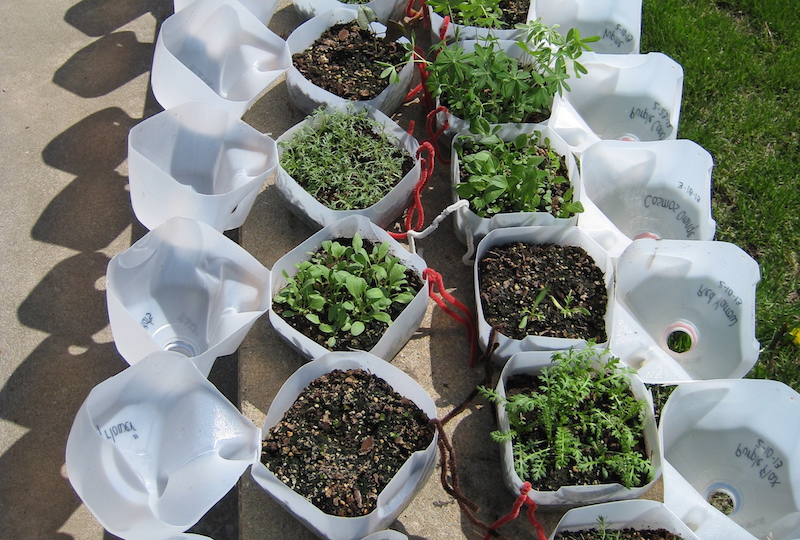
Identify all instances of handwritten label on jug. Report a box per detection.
[140,312,154,330]
[677,182,702,204]
[735,438,782,488]
[97,421,138,444]
[642,195,698,238]
[697,282,740,327]
[629,101,673,140]
[602,24,634,49]
[178,313,199,336]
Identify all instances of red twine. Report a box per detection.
[388,141,434,240]
[483,482,548,540]
[421,268,478,367]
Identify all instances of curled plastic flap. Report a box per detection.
[174,0,281,23]
[284,9,415,115]
[65,352,261,540]
[152,0,291,117]
[128,101,278,232]
[473,226,615,363]
[268,214,429,361]
[533,0,642,54]
[660,379,800,539]
[450,123,581,247]
[612,238,760,382]
[495,349,662,506]
[292,0,406,22]
[250,351,438,540]
[549,500,700,539]
[550,52,684,156]
[106,217,270,377]
[578,139,715,258]
[275,102,421,230]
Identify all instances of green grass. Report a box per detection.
[640,0,800,387]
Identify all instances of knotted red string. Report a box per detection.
[405,0,430,27]
[424,106,451,166]
[421,268,478,367]
[388,141,434,240]
[482,482,547,540]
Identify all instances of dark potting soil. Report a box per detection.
[273,238,424,352]
[478,242,608,341]
[292,22,407,101]
[445,0,530,27]
[555,529,684,540]
[260,369,434,517]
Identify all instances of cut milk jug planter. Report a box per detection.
[660,379,800,540]
[106,217,270,377]
[450,122,582,247]
[151,0,291,117]
[611,238,760,382]
[127,101,278,232]
[549,500,700,539]
[275,102,422,230]
[292,0,406,23]
[65,351,435,540]
[549,52,683,156]
[173,0,281,23]
[578,139,715,259]
[532,0,642,54]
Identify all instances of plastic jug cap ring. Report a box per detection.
[663,321,698,355]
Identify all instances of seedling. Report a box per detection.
[273,233,419,349]
[551,289,590,318]
[518,286,549,329]
[479,345,654,490]
[455,128,584,218]
[279,106,411,210]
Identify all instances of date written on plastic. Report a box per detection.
[735,438,782,488]
[696,281,741,327]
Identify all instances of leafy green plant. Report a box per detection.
[478,346,654,490]
[279,106,411,210]
[551,289,590,318]
[273,233,419,349]
[423,20,598,130]
[455,128,584,218]
[425,0,508,29]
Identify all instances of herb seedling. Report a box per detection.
[279,106,411,210]
[455,128,584,218]
[479,346,654,491]
[551,289,590,318]
[426,0,508,29]
[423,20,598,130]
[273,233,420,349]
[518,286,549,329]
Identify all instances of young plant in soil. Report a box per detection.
[272,233,423,351]
[278,106,414,210]
[261,368,434,517]
[555,517,685,540]
[423,20,597,129]
[292,9,408,101]
[455,127,584,218]
[479,346,654,492]
[425,0,530,30]
[478,242,607,341]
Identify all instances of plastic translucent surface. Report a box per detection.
[292,0,405,22]
[494,349,661,505]
[473,226,615,363]
[450,123,581,247]
[579,139,715,258]
[550,52,683,156]
[65,352,260,540]
[549,500,699,539]
[106,217,270,377]
[152,0,290,117]
[426,5,531,42]
[660,380,800,539]
[250,351,438,540]
[174,0,281,23]
[533,0,642,54]
[267,215,429,361]
[274,102,421,229]
[361,531,408,540]
[611,238,760,382]
[284,10,415,115]
[128,102,278,231]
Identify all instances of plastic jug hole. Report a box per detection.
[664,321,698,354]
[706,483,739,516]
[619,133,640,142]
[164,339,197,357]
[633,231,661,241]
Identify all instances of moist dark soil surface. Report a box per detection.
[478,242,608,341]
[273,239,424,351]
[555,529,684,540]
[293,22,406,101]
[505,374,650,491]
[260,369,434,517]
[445,0,530,27]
